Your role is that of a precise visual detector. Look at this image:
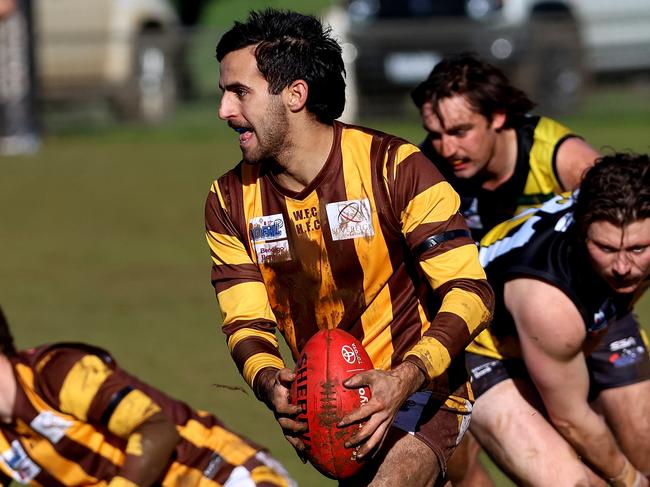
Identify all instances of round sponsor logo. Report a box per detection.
[341,345,356,364]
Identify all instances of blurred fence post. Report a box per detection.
[0,0,40,156]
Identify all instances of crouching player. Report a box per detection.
[467,153,650,486]
[0,306,294,487]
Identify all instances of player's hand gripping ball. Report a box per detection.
[290,328,373,479]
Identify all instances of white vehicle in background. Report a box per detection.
[36,0,180,123]
[344,0,650,117]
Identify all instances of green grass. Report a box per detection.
[1,86,648,486]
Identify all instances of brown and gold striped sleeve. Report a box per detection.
[384,143,494,380]
[205,175,285,390]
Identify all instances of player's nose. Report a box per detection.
[612,251,632,276]
[218,93,237,120]
[440,135,457,159]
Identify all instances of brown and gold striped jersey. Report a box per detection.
[205,121,494,406]
[0,343,283,486]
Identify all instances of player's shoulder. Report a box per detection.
[20,343,115,405]
[31,342,115,379]
[534,115,574,143]
[339,121,416,151]
[213,160,254,189]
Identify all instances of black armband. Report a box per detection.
[414,229,473,258]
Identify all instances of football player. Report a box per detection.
[467,153,650,486]
[0,306,294,487]
[206,8,494,486]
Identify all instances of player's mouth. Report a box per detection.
[232,125,254,146]
[451,159,470,171]
[608,275,640,293]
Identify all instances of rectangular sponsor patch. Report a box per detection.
[326,198,374,241]
[249,214,287,243]
[30,411,72,443]
[2,440,41,483]
[254,240,291,264]
[249,213,291,264]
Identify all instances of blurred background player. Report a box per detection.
[411,52,601,486]
[411,52,599,241]
[0,305,294,487]
[0,0,40,156]
[205,8,493,486]
[468,153,650,486]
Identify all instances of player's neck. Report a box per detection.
[482,128,518,190]
[273,120,335,193]
[0,355,16,423]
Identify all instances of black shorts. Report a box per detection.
[467,312,650,401]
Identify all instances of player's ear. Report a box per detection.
[285,79,308,113]
[491,110,507,131]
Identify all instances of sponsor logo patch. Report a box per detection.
[30,411,72,443]
[249,214,291,264]
[2,440,41,483]
[249,214,287,242]
[326,199,374,241]
[608,336,645,367]
[254,240,291,265]
[203,452,224,480]
[470,361,498,380]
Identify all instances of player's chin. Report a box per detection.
[242,153,263,165]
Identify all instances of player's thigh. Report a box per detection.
[445,431,494,487]
[470,378,592,487]
[340,428,441,487]
[595,380,650,472]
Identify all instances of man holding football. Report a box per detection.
[205,8,494,486]
[0,305,294,486]
[467,153,650,486]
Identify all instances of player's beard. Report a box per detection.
[242,96,290,165]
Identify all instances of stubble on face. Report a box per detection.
[586,219,650,294]
[243,94,291,165]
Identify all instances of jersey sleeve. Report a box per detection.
[385,144,495,381]
[205,179,285,391]
[35,346,162,439]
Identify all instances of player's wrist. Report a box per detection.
[608,458,644,487]
[253,367,281,407]
[394,360,426,396]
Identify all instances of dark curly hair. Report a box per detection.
[216,9,346,124]
[0,306,17,357]
[573,152,650,241]
[411,53,534,128]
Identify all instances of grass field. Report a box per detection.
[1,83,649,486]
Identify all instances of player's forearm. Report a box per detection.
[226,326,285,389]
[405,280,493,380]
[111,412,180,487]
[549,407,628,479]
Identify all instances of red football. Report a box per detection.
[290,328,373,479]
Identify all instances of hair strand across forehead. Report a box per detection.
[574,152,650,239]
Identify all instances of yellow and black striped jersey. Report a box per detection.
[0,343,279,486]
[467,194,644,360]
[205,121,494,407]
[422,115,577,240]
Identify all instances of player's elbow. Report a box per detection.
[547,411,581,444]
[137,412,181,458]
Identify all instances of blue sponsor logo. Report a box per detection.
[250,218,284,241]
